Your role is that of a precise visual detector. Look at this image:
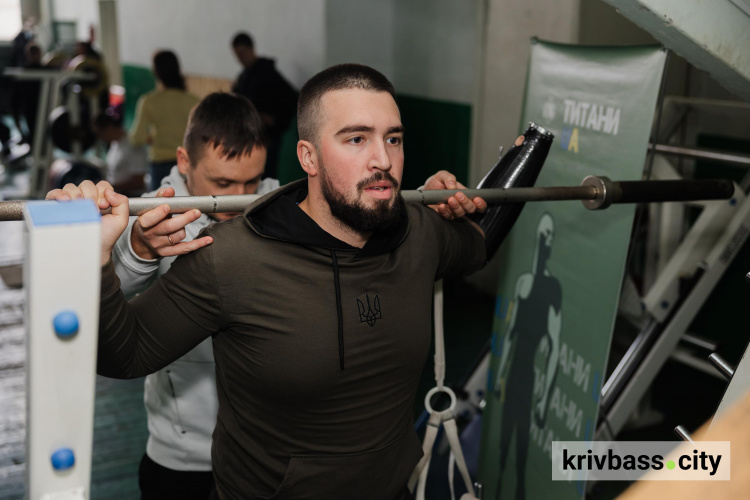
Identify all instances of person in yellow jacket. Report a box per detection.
[131,50,199,190]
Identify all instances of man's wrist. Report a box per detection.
[130,226,159,260]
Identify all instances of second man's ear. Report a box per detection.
[176,147,190,175]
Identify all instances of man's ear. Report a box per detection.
[176,146,190,175]
[297,140,319,177]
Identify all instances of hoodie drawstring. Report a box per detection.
[330,250,345,370]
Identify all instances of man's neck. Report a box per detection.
[298,195,370,248]
[244,55,257,69]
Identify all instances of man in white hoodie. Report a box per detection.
[112,92,278,499]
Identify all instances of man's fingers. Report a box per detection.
[45,189,70,201]
[443,174,457,190]
[61,183,84,199]
[453,192,474,215]
[158,236,213,257]
[472,197,487,214]
[515,135,525,147]
[155,187,175,199]
[424,170,457,190]
[437,204,454,220]
[159,210,202,235]
[137,204,172,229]
[166,228,187,246]
[104,188,129,218]
[447,196,466,218]
[95,181,115,209]
[78,180,97,199]
[141,208,201,233]
[79,180,106,209]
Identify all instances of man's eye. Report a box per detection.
[348,137,364,144]
[216,183,230,188]
[387,136,402,145]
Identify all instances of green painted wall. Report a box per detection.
[121,64,155,130]
[397,94,472,190]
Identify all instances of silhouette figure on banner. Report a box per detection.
[494,213,562,500]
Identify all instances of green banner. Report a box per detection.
[478,41,666,500]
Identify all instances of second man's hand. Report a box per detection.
[130,186,213,260]
[45,180,130,266]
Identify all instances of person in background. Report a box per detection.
[10,17,36,67]
[69,39,110,114]
[131,50,199,190]
[231,32,297,180]
[93,110,148,196]
[11,43,43,147]
[111,92,276,499]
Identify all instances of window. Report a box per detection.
[0,0,22,41]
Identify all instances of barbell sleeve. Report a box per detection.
[0,177,735,221]
[581,176,735,210]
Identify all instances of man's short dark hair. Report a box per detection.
[153,50,185,90]
[297,64,396,146]
[93,109,122,129]
[231,32,254,49]
[183,92,268,165]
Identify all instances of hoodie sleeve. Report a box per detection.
[112,218,161,298]
[423,206,486,280]
[98,229,223,379]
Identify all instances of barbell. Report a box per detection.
[0,176,734,222]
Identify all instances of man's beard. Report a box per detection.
[320,167,402,235]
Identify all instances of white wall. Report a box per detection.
[116,0,326,89]
[325,0,482,105]
[50,0,99,41]
[49,0,480,103]
[392,0,481,104]
[325,0,396,84]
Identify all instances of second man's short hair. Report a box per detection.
[183,92,268,165]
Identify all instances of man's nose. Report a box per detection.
[225,183,245,196]
[369,141,392,171]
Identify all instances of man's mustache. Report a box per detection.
[356,171,400,192]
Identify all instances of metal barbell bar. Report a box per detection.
[0,176,734,222]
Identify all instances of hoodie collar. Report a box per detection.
[244,179,409,259]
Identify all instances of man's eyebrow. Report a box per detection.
[335,125,374,136]
[210,176,260,183]
[334,124,405,136]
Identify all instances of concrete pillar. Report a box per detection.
[98,0,121,85]
[468,0,580,294]
[471,0,580,187]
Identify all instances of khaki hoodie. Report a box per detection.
[98,179,485,499]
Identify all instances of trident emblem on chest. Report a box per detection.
[356,294,382,327]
